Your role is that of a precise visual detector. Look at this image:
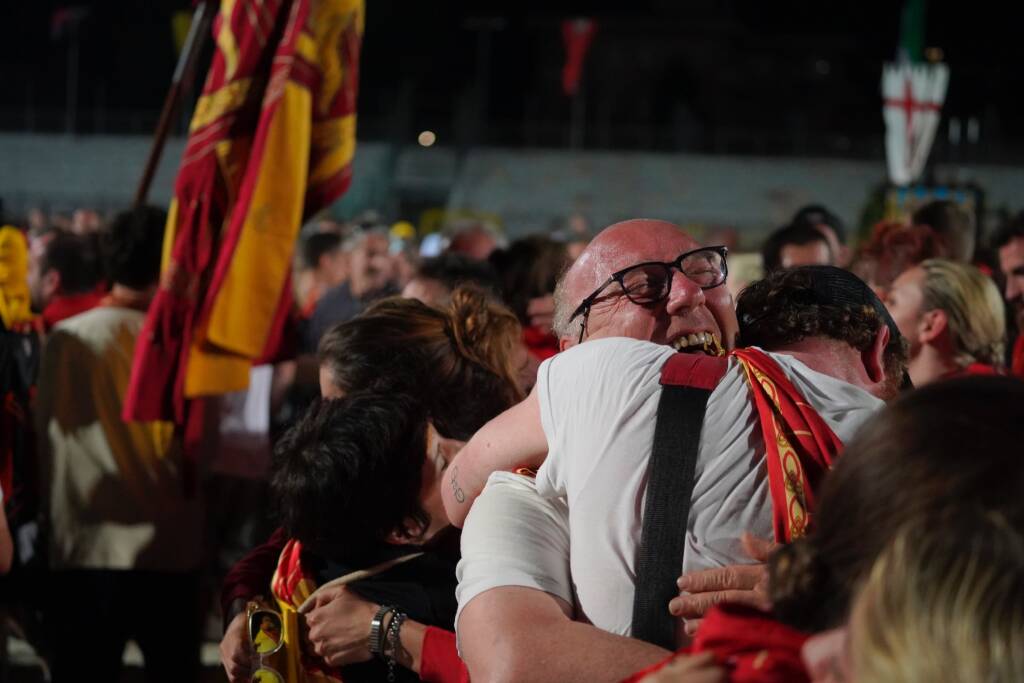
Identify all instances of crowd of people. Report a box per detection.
[0,197,1022,682]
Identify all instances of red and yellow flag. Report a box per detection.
[125,0,363,424]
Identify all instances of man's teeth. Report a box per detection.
[672,332,718,350]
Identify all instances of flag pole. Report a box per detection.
[134,1,216,208]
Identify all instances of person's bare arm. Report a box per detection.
[442,390,549,528]
[459,587,670,683]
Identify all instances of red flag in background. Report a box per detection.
[561,18,596,96]
[124,0,363,429]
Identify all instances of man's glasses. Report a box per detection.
[247,601,285,683]
[568,246,728,344]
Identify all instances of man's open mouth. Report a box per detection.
[671,332,724,357]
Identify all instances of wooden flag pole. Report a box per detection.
[134,1,217,208]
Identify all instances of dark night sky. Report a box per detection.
[1,1,1019,159]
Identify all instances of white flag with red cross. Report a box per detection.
[882,61,949,186]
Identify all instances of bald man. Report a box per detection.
[449,219,741,682]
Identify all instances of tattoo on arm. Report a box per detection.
[450,466,466,504]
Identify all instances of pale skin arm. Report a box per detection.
[442,389,549,528]
[459,586,671,683]
[300,584,432,674]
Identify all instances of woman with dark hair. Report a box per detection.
[627,375,1024,682]
[220,286,523,683]
[489,235,570,361]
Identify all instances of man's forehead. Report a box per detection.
[591,231,698,273]
[568,223,699,296]
[999,237,1024,266]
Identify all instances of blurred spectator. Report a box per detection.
[28,230,104,331]
[0,225,40,572]
[850,221,945,299]
[792,204,849,267]
[26,208,48,235]
[884,259,1005,386]
[447,224,500,261]
[761,222,834,273]
[296,232,348,318]
[37,205,203,682]
[306,228,396,351]
[70,208,103,236]
[991,212,1024,378]
[490,236,569,361]
[912,199,975,264]
[401,252,499,307]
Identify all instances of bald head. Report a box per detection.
[553,219,739,351]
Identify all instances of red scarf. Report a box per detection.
[621,605,810,683]
[732,348,844,543]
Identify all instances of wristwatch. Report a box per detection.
[369,604,396,658]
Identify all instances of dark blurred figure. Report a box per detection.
[401,252,499,306]
[489,236,570,361]
[761,223,835,273]
[792,204,849,267]
[0,226,37,576]
[295,231,348,319]
[992,212,1024,378]
[37,206,203,683]
[850,221,946,300]
[306,228,396,351]
[912,200,975,264]
[28,230,104,331]
[447,224,500,261]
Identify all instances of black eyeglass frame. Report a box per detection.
[568,245,729,344]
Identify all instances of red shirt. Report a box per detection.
[1013,335,1024,380]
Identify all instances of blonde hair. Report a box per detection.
[850,511,1024,683]
[918,258,1005,368]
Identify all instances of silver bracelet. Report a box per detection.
[368,604,396,658]
[384,610,407,682]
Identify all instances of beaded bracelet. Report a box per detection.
[384,610,408,682]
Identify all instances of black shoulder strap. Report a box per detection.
[630,378,718,648]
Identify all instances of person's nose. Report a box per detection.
[664,269,705,315]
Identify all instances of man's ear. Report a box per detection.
[42,269,61,298]
[558,336,576,352]
[385,520,425,546]
[918,308,948,345]
[863,324,890,384]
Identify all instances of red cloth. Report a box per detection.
[522,325,559,361]
[733,348,844,542]
[942,362,1001,379]
[221,529,468,682]
[221,527,288,628]
[621,605,810,683]
[40,291,103,330]
[420,627,469,683]
[1013,335,1024,380]
[561,19,597,96]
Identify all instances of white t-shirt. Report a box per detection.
[455,472,574,637]
[534,337,883,637]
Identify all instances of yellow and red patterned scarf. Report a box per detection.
[733,348,844,542]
